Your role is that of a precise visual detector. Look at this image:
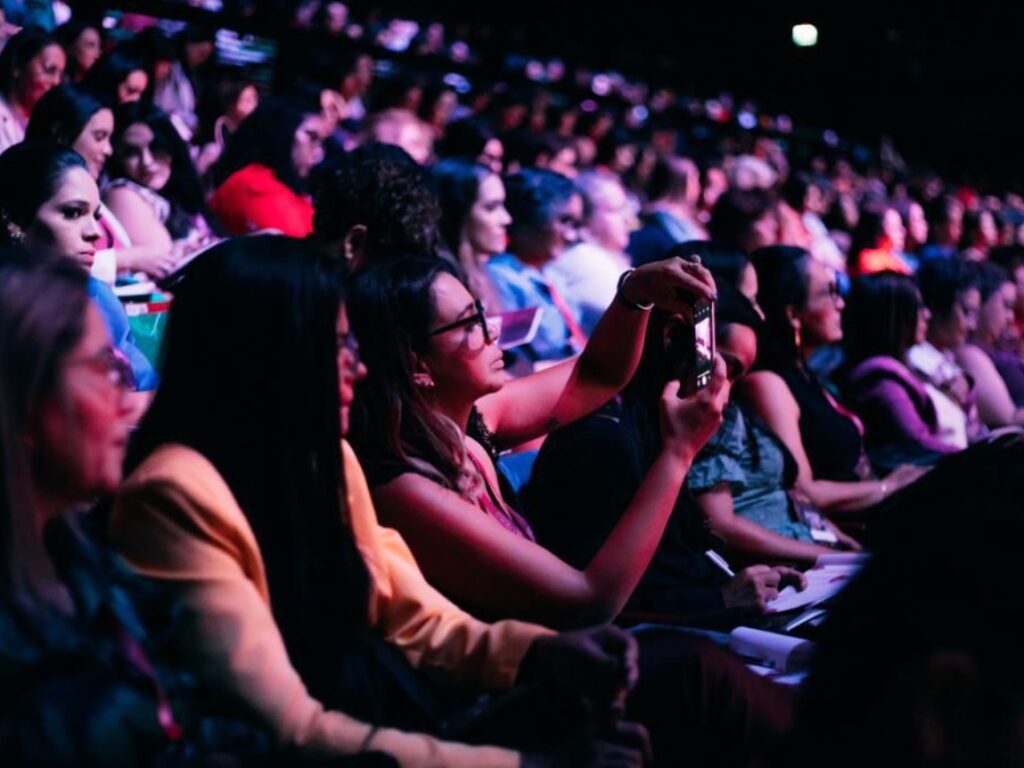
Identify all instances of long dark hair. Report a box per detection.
[348,256,480,497]
[842,272,922,366]
[430,158,503,307]
[749,245,813,370]
[917,257,978,322]
[437,117,497,160]
[130,235,371,706]
[431,158,492,258]
[0,252,89,617]
[109,102,215,238]
[848,203,892,265]
[211,99,309,194]
[82,49,146,107]
[26,83,107,148]
[0,143,88,246]
[0,26,59,98]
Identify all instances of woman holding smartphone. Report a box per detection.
[349,254,795,767]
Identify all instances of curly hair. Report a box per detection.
[312,142,441,263]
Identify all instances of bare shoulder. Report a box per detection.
[956,343,994,372]
[737,370,800,418]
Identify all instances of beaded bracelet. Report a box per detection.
[616,269,654,311]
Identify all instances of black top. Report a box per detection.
[522,398,728,619]
[0,514,271,766]
[775,363,867,482]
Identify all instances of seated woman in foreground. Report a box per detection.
[349,255,795,767]
[0,252,277,765]
[742,246,928,512]
[349,253,725,626]
[112,235,648,768]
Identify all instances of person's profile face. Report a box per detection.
[799,259,844,347]
[15,43,65,110]
[545,194,584,259]
[71,27,103,75]
[336,305,366,436]
[72,108,114,180]
[32,303,133,502]
[291,115,326,179]
[737,262,765,319]
[477,138,504,174]
[117,70,149,104]
[422,272,505,401]
[939,287,981,348]
[980,282,1016,340]
[232,85,260,124]
[914,296,931,346]
[464,174,511,258]
[27,167,103,268]
[749,209,780,251]
[585,180,634,254]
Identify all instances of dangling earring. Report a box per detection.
[413,372,436,389]
[2,212,24,245]
[792,322,802,350]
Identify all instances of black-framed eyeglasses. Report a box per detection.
[68,346,136,391]
[811,281,841,303]
[428,299,494,345]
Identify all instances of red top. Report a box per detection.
[209,164,314,238]
[852,247,912,278]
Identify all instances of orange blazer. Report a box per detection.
[111,440,552,767]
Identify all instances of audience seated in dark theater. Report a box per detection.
[112,234,652,768]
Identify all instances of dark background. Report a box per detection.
[415,0,1023,188]
[77,0,1024,188]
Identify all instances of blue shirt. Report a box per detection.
[486,253,581,369]
[688,402,814,542]
[88,278,159,392]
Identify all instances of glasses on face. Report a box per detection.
[428,299,500,346]
[67,346,135,391]
[811,281,841,303]
[556,213,584,230]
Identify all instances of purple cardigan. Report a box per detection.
[844,356,960,456]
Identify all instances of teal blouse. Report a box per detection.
[688,402,815,543]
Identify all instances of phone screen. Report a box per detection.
[692,301,715,390]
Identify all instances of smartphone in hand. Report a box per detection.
[684,298,716,395]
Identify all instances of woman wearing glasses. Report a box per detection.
[349,250,727,620]
[349,256,803,767]
[739,246,927,517]
[0,254,173,763]
[484,168,589,372]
